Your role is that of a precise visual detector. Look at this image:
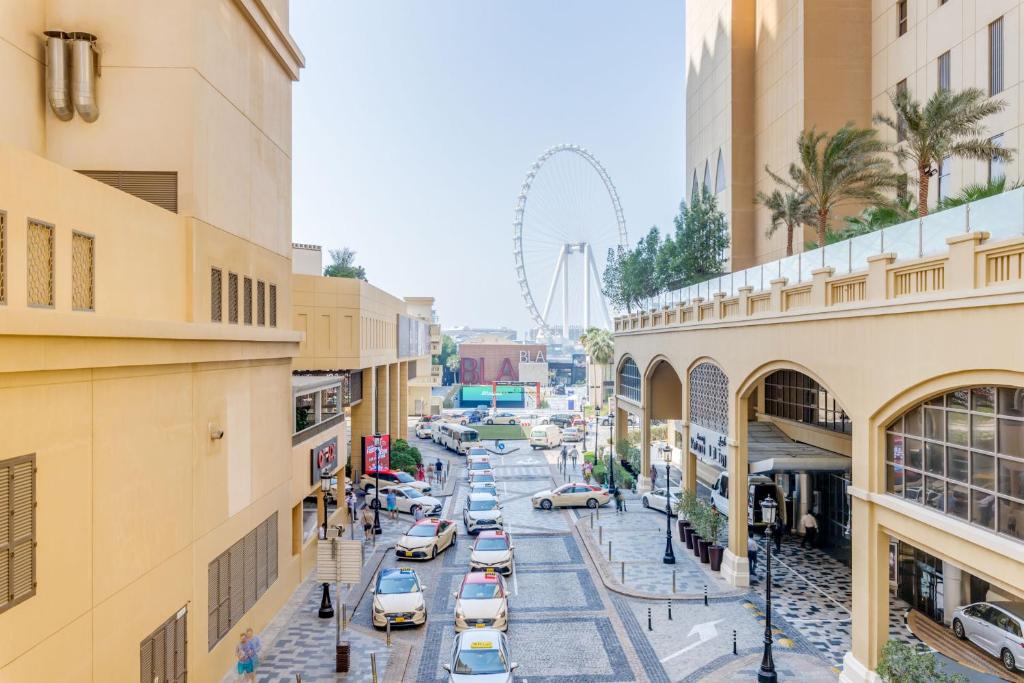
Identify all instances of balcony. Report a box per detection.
[429,323,441,342]
[430,364,442,386]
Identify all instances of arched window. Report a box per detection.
[691,171,699,202]
[884,385,1024,542]
[714,149,726,193]
[703,161,711,189]
[618,358,641,403]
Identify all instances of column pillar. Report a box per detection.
[679,422,697,494]
[398,362,410,440]
[721,396,749,587]
[639,410,651,491]
[614,407,627,448]
[840,496,888,683]
[942,563,963,625]
[376,365,388,436]
[350,371,373,483]
[389,362,400,439]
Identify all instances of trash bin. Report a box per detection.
[336,642,350,672]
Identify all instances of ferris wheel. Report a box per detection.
[512,144,628,341]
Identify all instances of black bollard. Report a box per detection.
[647,606,652,631]
[732,629,737,655]
[668,599,673,621]
[704,584,708,606]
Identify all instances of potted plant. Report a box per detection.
[689,501,705,557]
[695,501,712,564]
[705,507,726,571]
[674,489,696,543]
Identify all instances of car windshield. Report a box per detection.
[461,583,503,599]
[469,499,498,511]
[407,525,436,538]
[475,538,508,551]
[395,472,415,483]
[471,462,490,470]
[376,573,419,594]
[472,475,495,483]
[454,648,507,675]
[403,488,424,499]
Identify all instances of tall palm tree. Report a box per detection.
[874,87,1013,216]
[755,187,815,256]
[579,327,614,365]
[765,124,898,249]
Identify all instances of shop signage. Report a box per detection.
[363,434,391,472]
[689,423,728,469]
[310,436,339,485]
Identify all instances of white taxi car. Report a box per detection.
[444,630,518,682]
[454,570,509,632]
[469,530,514,575]
[483,412,518,425]
[395,518,457,560]
[361,468,431,494]
[415,421,434,439]
[531,482,611,510]
[469,481,498,497]
[371,567,427,629]
[463,493,503,534]
[466,458,495,479]
[369,485,443,517]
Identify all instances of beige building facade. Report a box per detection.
[688,0,1023,267]
[0,1,306,681]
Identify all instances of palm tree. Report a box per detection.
[766,124,898,249]
[755,187,815,256]
[873,87,1013,216]
[936,176,1020,211]
[323,247,367,280]
[579,327,614,365]
[841,196,916,237]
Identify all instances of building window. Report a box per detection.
[990,17,1004,95]
[243,277,252,325]
[207,513,278,650]
[764,369,851,434]
[714,150,726,194]
[228,272,239,324]
[897,0,908,36]
[618,358,641,403]
[688,362,729,435]
[937,51,950,92]
[71,232,95,311]
[141,608,187,683]
[703,161,711,189]
[896,79,908,142]
[256,280,265,326]
[938,157,952,202]
[0,454,36,615]
[990,134,1006,183]
[885,386,1024,543]
[269,284,277,327]
[321,386,340,421]
[295,392,316,432]
[349,370,363,404]
[210,268,222,322]
[27,220,54,307]
[691,171,698,202]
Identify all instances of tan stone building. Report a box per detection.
[688,0,1022,267]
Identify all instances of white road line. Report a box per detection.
[506,518,519,596]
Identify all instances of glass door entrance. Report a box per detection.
[896,543,944,623]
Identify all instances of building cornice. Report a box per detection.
[233,0,305,81]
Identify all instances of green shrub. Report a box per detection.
[877,640,967,683]
[388,439,422,474]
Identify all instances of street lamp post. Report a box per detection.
[758,496,779,683]
[318,474,334,618]
[371,433,383,535]
[661,448,675,565]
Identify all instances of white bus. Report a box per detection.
[435,423,480,455]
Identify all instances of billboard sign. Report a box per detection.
[689,423,728,469]
[310,436,339,485]
[363,434,391,472]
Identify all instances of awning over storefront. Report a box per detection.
[747,422,851,474]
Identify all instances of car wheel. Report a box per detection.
[540,499,553,510]
[486,419,493,425]
[369,498,380,509]
[510,420,516,425]
[411,505,421,517]
[450,534,457,547]
[1002,649,1016,672]
[586,498,598,509]
[431,546,437,559]
[952,619,965,640]
[642,497,650,508]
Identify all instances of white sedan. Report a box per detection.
[531,483,610,510]
[395,519,457,560]
[484,412,518,425]
[641,487,682,515]
[368,485,443,517]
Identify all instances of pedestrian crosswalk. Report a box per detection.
[492,465,550,477]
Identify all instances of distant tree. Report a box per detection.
[874,87,1013,216]
[602,229,662,313]
[432,334,459,385]
[756,187,815,257]
[602,246,628,312]
[323,247,367,280]
[579,327,614,365]
[659,188,730,288]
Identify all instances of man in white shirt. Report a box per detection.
[800,511,818,549]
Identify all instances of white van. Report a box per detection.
[529,424,562,449]
[710,472,786,528]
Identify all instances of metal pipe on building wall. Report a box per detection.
[44,31,73,121]
[69,32,100,122]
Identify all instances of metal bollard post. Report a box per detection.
[342,604,348,631]
[732,629,737,655]
[608,541,612,561]
[704,585,708,606]
[386,620,392,647]
[370,653,378,683]
[672,569,677,594]
[620,561,625,584]
[668,599,673,620]
[599,526,603,544]
[590,512,594,528]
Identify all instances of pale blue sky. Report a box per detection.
[291,0,685,332]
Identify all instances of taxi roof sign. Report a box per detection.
[470,641,494,649]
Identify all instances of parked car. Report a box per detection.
[361,468,431,494]
[395,518,457,560]
[367,485,443,517]
[529,425,562,449]
[453,569,509,632]
[415,420,434,439]
[531,483,610,510]
[599,415,614,426]
[484,412,518,425]
[561,427,583,442]
[710,472,786,529]
[549,414,573,428]
[371,567,427,629]
[641,487,682,514]
[570,414,585,427]
[463,493,503,534]
[952,601,1024,672]
[444,629,518,681]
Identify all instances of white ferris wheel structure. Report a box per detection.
[512,144,628,341]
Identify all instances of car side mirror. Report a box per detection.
[421,585,428,591]
[509,545,515,550]
[442,664,451,673]
[510,663,519,671]
[452,591,458,598]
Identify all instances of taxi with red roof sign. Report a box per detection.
[469,530,514,575]
[395,518,457,560]
[443,629,517,682]
[453,570,509,632]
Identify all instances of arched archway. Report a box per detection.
[638,357,685,489]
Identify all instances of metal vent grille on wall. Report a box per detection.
[257,280,265,326]
[77,171,178,213]
[243,277,253,325]
[27,220,54,307]
[140,607,187,683]
[228,273,239,324]
[210,268,222,322]
[71,232,95,311]
[207,512,277,650]
[268,284,277,327]
[0,454,37,615]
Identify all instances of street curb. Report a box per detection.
[380,635,413,683]
[574,516,749,602]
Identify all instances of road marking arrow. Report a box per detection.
[659,619,723,664]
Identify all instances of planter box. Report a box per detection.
[683,525,695,549]
[677,519,691,542]
[697,539,710,564]
[708,545,724,571]
[691,534,702,557]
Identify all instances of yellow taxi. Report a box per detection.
[531,482,610,510]
[453,569,509,632]
[371,567,427,629]
[395,518,457,560]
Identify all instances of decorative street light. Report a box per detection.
[661,447,675,565]
[318,473,334,618]
[758,496,779,683]
[372,433,383,535]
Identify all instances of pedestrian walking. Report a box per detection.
[413,505,425,523]
[771,518,784,553]
[235,633,253,682]
[361,504,374,540]
[570,447,578,469]
[386,488,398,521]
[583,469,591,484]
[800,510,818,549]
[613,487,624,514]
[244,628,262,680]
[435,457,443,482]
[747,529,759,577]
[650,463,658,488]
[416,464,425,482]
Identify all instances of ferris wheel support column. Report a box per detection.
[588,242,615,328]
[562,247,570,340]
[540,245,567,325]
[583,243,591,331]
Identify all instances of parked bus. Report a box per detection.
[435,423,481,455]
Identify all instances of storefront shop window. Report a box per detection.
[321,386,340,420]
[295,392,316,432]
[886,385,1024,542]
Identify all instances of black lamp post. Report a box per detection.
[662,449,675,564]
[318,474,334,618]
[371,433,383,535]
[758,496,779,683]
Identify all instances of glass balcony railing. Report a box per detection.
[631,188,1024,315]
